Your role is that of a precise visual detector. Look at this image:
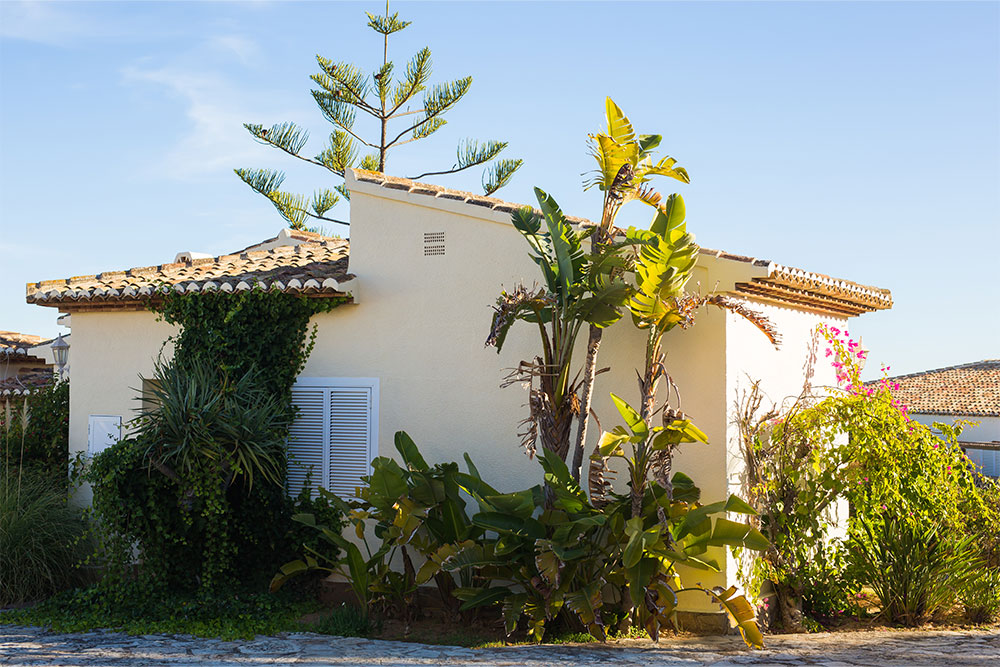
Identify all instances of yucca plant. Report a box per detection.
[133,359,291,490]
[848,515,980,626]
[961,567,1000,624]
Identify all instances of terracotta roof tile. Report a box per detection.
[0,331,50,355]
[26,237,353,308]
[0,370,54,395]
[877,360,1000,417]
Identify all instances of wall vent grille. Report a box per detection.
[424,232,445,256]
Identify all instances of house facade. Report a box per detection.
[26,169,892,610]
[886,360,1000,478]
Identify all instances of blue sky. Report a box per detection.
[1,1,997,379]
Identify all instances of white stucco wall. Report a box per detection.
[66,310,177,502]
[723,303,854,587]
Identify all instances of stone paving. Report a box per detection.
[1,625,998,666]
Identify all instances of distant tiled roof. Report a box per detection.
[349,169,892,317]
[26,237,353,308]
[0,369,53,396]
[883,360,1000,417]
[0,331,50,356]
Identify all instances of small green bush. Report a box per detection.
[87,433,343,595]
[0,467,89,605]
[1,381,69,476]
[309,603,375,637]
[961,568,1000,624]
[848,515,979,626]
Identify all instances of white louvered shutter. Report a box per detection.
[328,387,373,498]
[287,379,377,499]
[287,386,327,497]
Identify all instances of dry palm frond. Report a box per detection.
[502,359,578,460]
[706,295,782,347]
[486,285,552,348]
[634,184,662,208]
[609,163,635,203]
[588,443,614,507]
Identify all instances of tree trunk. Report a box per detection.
[570,325,603,482]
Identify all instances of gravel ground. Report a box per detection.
[2,624,998,666]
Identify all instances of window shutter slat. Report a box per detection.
[328,387,373,498]
[288,387,327,497]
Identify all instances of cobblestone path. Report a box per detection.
[2,625,998,666]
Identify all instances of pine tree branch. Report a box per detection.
[313,59,378,115]
[407,139,506,180]
[389,47,431,115]
[387,108,428,118]
[406,163,478,180]
[384,113,443,148]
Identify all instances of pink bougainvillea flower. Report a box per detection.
[830,327,841,335]
[825,348,832,357]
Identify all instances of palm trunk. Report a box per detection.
[569,195,618,483]
[570,325,602,482]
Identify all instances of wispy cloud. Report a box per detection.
[122,32,309,182]
[0,1,104,46]
[208,34,261,66]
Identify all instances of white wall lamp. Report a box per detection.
[51,334,69,380]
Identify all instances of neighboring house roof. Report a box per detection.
[0,369,54,396]
[350,170,892,316]
[26,235,353,309]
[0,331,50,358]
[883,360,1000,417]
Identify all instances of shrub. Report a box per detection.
[87,360,344,594]
[0,580,314,639]
[847,515,979,626]
[0,380,69,476]
[736,326,1000,629]
[87,432,342,595]
[0,466,89,605]
[961,568,1000,624]
[309,603,376,637]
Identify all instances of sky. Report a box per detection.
[0,0,997,380]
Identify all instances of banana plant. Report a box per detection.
[271,431,489,619]
[595,392,707,519]
[571,98,692,483]
[440,447,768,646]
[488,189,629,467]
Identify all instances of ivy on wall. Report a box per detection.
[153,288,351,400]
[85,288,349,594]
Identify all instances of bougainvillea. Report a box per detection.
[737,324,1000,630]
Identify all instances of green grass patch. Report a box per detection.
[305,604,376,637]
[0,582,320,641]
